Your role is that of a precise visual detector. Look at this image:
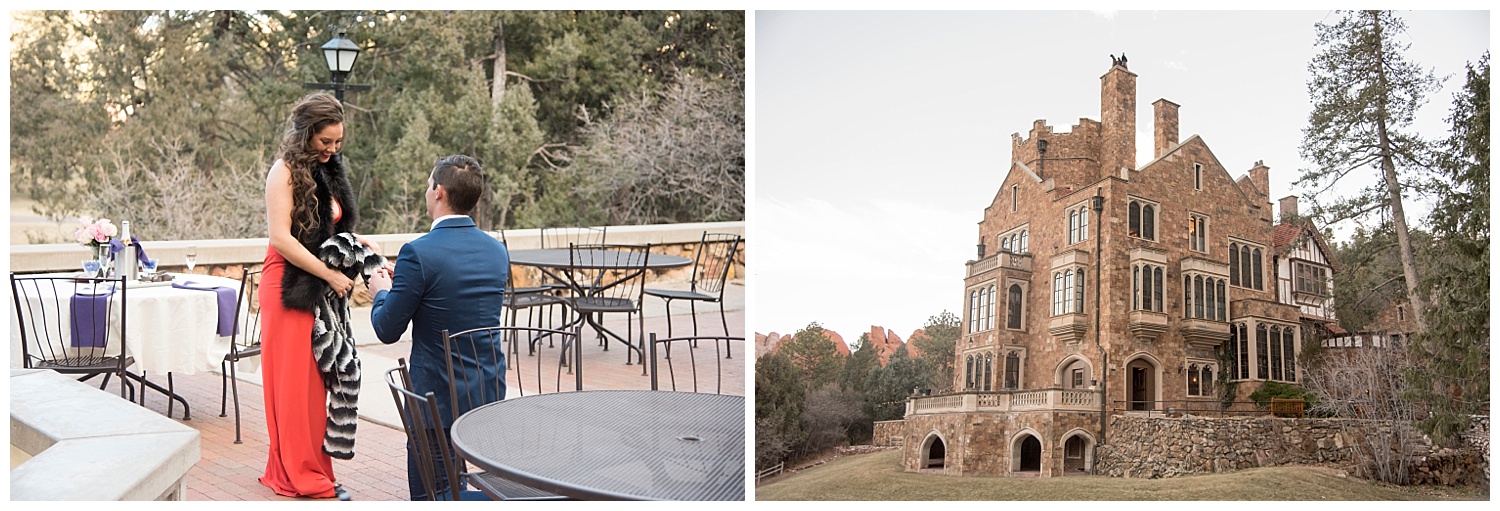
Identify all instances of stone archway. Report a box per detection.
[1060,430,1096,475]
[920,433,946,469]
[1127,357,1158,410]
[1018,435,1042,472]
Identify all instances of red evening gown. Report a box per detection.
[258,199,341,498]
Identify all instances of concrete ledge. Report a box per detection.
[8,221,744,273]
[10,368,200,500]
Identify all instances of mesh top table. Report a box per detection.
[449,390,746,500]
[507,248,691,389]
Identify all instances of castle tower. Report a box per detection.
[1100,62,1137,176]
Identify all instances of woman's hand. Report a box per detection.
[356,234,382,255]
[324,270,356,298]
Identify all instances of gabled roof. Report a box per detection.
[1273,220,1341,273]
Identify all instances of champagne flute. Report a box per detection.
[185,246,198,273]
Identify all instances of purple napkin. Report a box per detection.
[70,284,115,348]
[173,280,238,336]
[108,237,151,265]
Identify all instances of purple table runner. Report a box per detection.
[173,280,238,336]
[69,284,115,348]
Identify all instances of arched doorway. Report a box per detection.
[1063,435,1089,474]
[921,434,946,469]
[1017,435,1041,472]
[1127,358,1156,410]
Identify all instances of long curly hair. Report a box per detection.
[276,93,345,239]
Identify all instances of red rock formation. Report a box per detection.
[753,329,849,357]
[904,328,929,359]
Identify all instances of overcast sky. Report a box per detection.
[751,10,1489,345]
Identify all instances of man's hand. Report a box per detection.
[368,267,393,295]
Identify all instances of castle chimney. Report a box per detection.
[1100,64,1137,175]
[1249,160,1271,220]
[1279,195,1299,221]
[1153,99,1179,159]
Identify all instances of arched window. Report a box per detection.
[1216,280,1227,320]
[1283,327,1296,382]
[969,290,979,332]
[965,355,975,389]
[1080,207,1089,241]
[1005,352,1020,389]
[1229,243,1241,287]
[1240,245,1252,288]
[1142,204,1156,240]
[1129,201,1141,237]
[1007,284,1023,329]
[1194,276,1205,318]
[1201,365,1213,395]
[983,353,994,391]
[1074,270,1085,313]
[987,285,997,331]
[1153,267,1163,313]
[1053,272,1064,316]
[1188,364,1201,396]
[1205,277,1217,321]
[1270,326,1283,380]
[1252,248,1263,290]
[1069,209,1079,244]
[1256,324,1270,379]
[1002,235,1012,253]
[1020,230,1028,252]
[1238,324,1251,379]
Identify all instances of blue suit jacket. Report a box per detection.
[371,216,509,427]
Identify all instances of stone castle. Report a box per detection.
[892,58,1342,477]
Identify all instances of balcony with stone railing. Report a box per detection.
[906,387,1101,416]
[967,250,1032,279]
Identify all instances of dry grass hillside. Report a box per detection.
[756,449,1488,501]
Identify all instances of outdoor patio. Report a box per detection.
[19,281,745,501]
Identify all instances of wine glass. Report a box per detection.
[82,259,101,278]
[185,246,198,273]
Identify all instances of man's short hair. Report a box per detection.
[431,155,486,215]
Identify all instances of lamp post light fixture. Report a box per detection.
[305,30,372,103]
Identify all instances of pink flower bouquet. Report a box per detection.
[75,217,119,247]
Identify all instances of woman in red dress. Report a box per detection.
[259,93,380,499]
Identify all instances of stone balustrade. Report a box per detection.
[9,221,745,308]
[907,388,1101,416]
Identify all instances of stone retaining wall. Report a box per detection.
[872,420,904,447]
[1096,415,1489,486]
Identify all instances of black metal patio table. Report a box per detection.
[449,390,746,500]
[507,248,690,390]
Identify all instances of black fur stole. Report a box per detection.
[281,153,360,312]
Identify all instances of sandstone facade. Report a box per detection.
[902,59,1324,478]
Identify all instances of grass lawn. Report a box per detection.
[755,449,1488,501]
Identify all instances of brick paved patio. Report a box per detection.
[94,299,744,501]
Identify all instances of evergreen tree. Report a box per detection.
[1405,52,1489,446]
[862,349,930,422]
[780,322,845,389]
[911,311,960,391]
[1299,10,1440,330]
[754,351,804,470]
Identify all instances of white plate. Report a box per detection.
[74,284,111,296]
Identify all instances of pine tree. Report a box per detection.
[1404,52,1489,446]
[1299,10,1440,330]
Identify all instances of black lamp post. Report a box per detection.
[305,30,371,103]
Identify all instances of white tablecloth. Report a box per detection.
[9,273,253,376]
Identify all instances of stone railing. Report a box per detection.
[907,388,1101,416]
[1096,415,1489,486]
[8,221,745,307]
[11,368,199,500]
